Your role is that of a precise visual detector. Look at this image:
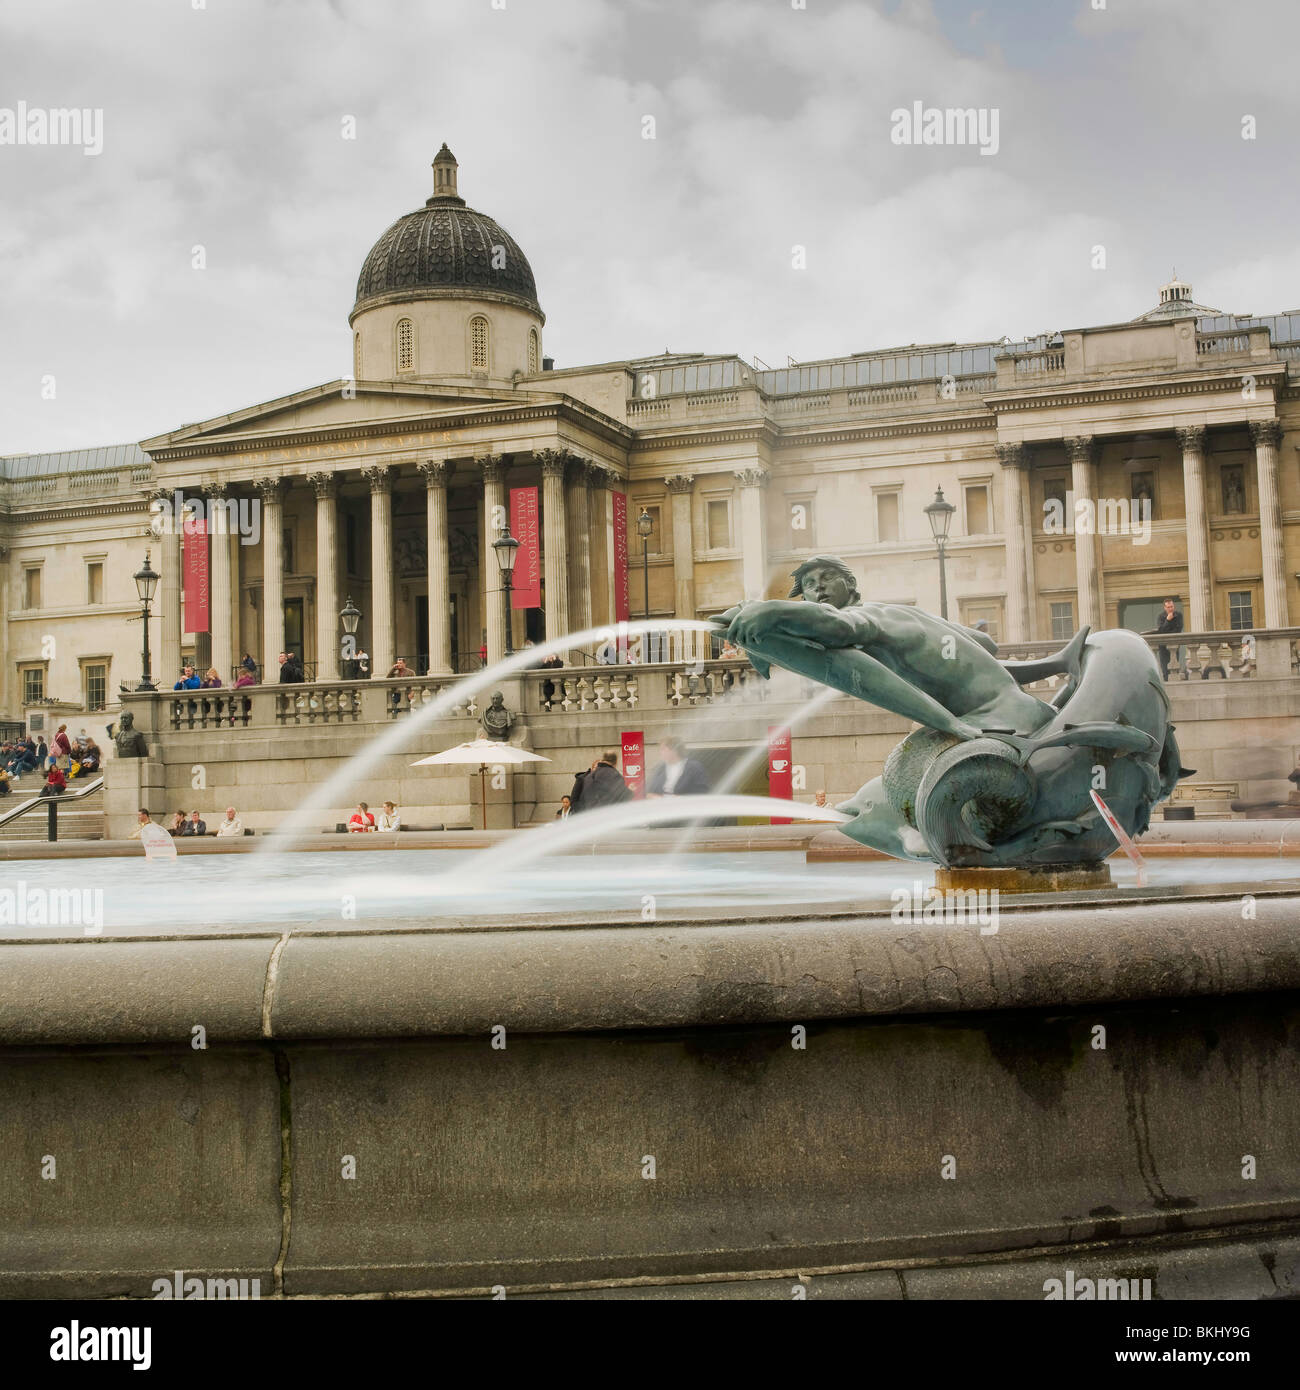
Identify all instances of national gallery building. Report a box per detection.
[3,144,1299,723]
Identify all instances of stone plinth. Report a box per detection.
[935,863,1114,893]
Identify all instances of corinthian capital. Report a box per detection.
[994,443,1026,470]
[1064,436,1098,467]
[418,459,453,488]
[734,466,770,489]
[253,476,284,504]
[537,448,568,480]
[361,463,393,494]
[475,452,508,484]
[1174,426,1207,454]
[306,470,338,499]
[1249,419,1283,450]
[664,473,696,494]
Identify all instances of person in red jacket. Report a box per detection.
[40,764,67,797]
[52,723,72,770]
[347,802,376,832]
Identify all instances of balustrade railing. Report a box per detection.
[136,630,1298,735]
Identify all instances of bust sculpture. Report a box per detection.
[479,691,514,742]
[716,555,1191,869]
[113,711,149,759]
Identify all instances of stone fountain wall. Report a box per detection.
[1,896,1298,1298]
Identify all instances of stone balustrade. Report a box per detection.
[138,630,1299,736]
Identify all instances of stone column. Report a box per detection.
[735,466,770,601]
[150,489,183,683]
[419,459,453,673]
[1175,427,1213,632]
[994,445,1031,643]
[308,472,340,680]
[565,455,593,644]
[205,481,234,681]
[363,464,395,673]
[1251,420,1288,629]
[254,478,284,676]
[539,449,570,648]
[478,453,508,665]
[1065,436,1101,630]
[665,474,697,658]
[586,465,614,626]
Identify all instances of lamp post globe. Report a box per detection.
[340,596,361,678]
[637,507,654,626]
[493,527,520,658]
[924,487,956,620]
[133,551,159,691]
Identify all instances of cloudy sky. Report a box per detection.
[3,0,1298,454]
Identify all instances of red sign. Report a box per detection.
[509,486,541,608]
[183,514,209,635]
[621,730,645,799]
[612,490,630,623]
[768,725,793,824]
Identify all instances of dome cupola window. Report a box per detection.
[470,315,489,372]
[396,316,415,373]
[528,329,539,373]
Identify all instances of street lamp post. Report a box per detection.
[924,486,956,621]
[340,595,361,679]
[133,551,159,691]
[637,508,654,621]
[493,526,520,658]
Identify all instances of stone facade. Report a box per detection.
[3,155,1299,739]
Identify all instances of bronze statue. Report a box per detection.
[479,691,514,742]
[716,555,1191,869]
[112,711,149,759]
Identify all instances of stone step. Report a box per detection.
[0,785,106,842]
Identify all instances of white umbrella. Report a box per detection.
[411,738,550,830]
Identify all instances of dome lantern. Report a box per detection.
[428,143,463,206]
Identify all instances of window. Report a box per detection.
[706,499,731,549]
[83,663,107,711]
[1228,591,1254,630]
[86,561,104,605]
[960,601,1001,641]
[528,329,539,374]
[1221,464,1246,514]
[23,567,41,609]
[787,496,815,547]
[354,331,362,380]
[21,666,44,703]
[876,492,900,543]
[1050,601,1074,641]
[283,525,296,575]
[470,315,489,371]
[396,317,414,373]
[964,485,990,535]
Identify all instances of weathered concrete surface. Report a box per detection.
[2,894,1296,1045]
[2,996,1296,1297]
[2,897,1298,1298]
[0,1047,281,1297]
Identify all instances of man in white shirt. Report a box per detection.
[216,806,243,836]
[646,737,709,798]
[376,800,401,832]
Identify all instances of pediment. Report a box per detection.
[141,379,531,452]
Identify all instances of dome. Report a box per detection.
[351,145,543,322]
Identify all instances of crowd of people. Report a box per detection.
[0,724,103,798]
[131,805,246,837]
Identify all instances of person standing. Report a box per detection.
[570,750,632,813]
[52,723,72,772]
[1151,598,1187,681]
[646,737,710,798]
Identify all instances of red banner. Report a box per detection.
[768,725,793,824]
[621,730,645,799]
[509,486,541,608]
[183,514,209,635]
[612,490,630,623]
